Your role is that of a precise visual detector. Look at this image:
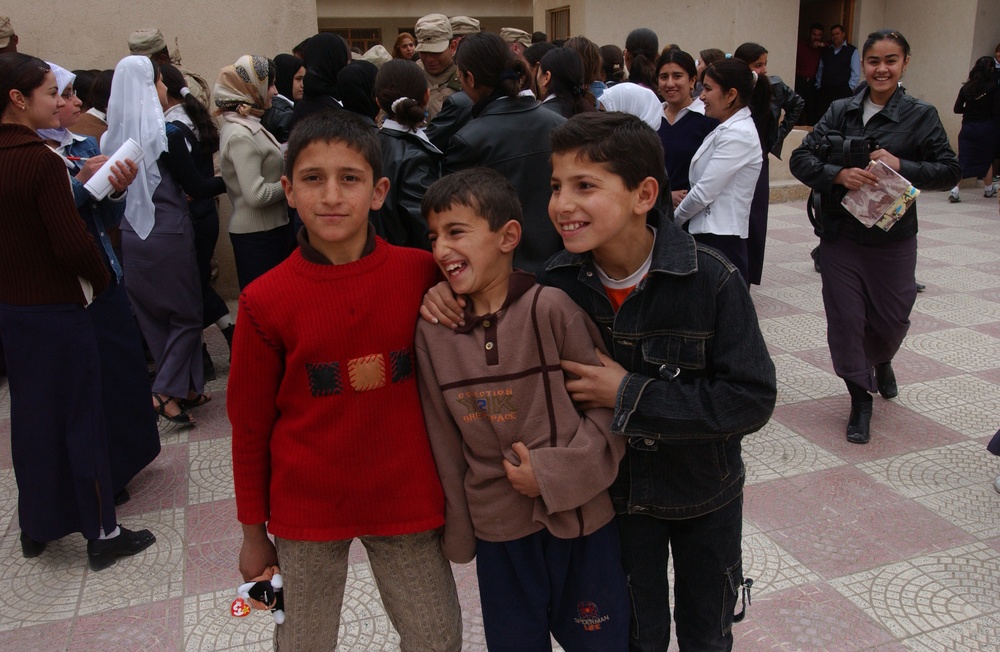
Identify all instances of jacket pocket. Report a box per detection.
[641,333,708,372]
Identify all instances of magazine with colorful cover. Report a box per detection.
[841,160,920,231]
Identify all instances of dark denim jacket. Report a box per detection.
[541,212,776,519]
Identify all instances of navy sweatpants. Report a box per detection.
[476,521,629,652]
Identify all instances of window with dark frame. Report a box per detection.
[322,27,382,53]
[548,7,570,41]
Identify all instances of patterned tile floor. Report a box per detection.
[2,189,1000,651]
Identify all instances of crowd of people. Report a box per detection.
[0,10,975,652]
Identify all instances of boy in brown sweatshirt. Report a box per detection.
[414,168,628,652]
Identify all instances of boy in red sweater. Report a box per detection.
[228,112,461,651]
[415,168,628,651]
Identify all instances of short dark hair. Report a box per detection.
[550,111,664,190]
[422,168,522,232]
[809,23,824,32]
[284,111,382,180]
[532,31,548,44]
[89,69,114,113]
[831,24,845,33]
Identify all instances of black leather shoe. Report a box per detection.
[810,246,821,273]
[202,344,217,382]
[87,526,156,571]
[846,402,873,444]
[875,362,898,399]
[20,531,46,558]
[113,489,130,506]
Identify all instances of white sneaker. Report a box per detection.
[948,189,961,203]
[985,185,997,198]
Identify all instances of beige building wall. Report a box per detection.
[537,0,800,90]
[317,0,533,47]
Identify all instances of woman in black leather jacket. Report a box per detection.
[444,31,566,273]
[790,30,960,445]
[371,59,441,250]
[734,42,804,286]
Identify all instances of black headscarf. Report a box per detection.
[337,60,379,120]
[302,33,349,99]
[273,53,303,99]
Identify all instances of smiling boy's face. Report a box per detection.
[427,204,519,315]
[548,151,650,257]
[281,140,388,264]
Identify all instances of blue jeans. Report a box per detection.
[617,495,744,652]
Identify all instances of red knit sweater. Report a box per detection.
[0,124,108,305]
[228,238,445,541]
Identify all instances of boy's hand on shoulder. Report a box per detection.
[239,523,278,582]
[503,442,541,498]
[419,281,466,329]
[562,350,627,410]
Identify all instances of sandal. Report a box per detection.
[153,394,195,426]
[178,392,212,409]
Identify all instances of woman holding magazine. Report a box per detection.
[790,29,959,445]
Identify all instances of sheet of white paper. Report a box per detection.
[83,138,145,200]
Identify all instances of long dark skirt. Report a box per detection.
[88,280,161,492]
[957,118,999,179]
[192,207,230,327]
[0,303,118,541]
[122,229,204,398]
[692,232,750,286]
[746,156,769,285]
[819,235,918,392]
[230,221,295,291]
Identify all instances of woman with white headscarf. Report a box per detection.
[215,54,290,290]
[598,82,663,131]
[105,55,219,426]
[39,61,160,504]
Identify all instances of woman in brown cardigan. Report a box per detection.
[0,52,154,570]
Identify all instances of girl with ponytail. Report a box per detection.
[623,27,659,91]
[674,59,764,284]
[733,41,801,285]
[160,63,234,373]
[443,31,567,273]
[372,59,442,249]
[536,47,596,118]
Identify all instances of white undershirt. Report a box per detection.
[862,98,884,126]
[594,227,656,286]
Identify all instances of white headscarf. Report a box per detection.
[36,62,76,145]
[598,83,663,131]
[102,55,168,240]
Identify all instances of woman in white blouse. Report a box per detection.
[674,59,769,284]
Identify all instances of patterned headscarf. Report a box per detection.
[214,54,272,117]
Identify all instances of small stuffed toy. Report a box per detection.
[231,565,285,624]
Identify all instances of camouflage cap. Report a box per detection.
[500,28,531,46]
[0,17,14,49]
[414,14,452,54]
[449,16,481,37]
[127,28,168,56]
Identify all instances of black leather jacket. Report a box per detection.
[261,95,295,144]
[372,128,441,250]
[444,96,567,273]
[768,76,804,159]
[790,87,960,245]
[425,91,473,153]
